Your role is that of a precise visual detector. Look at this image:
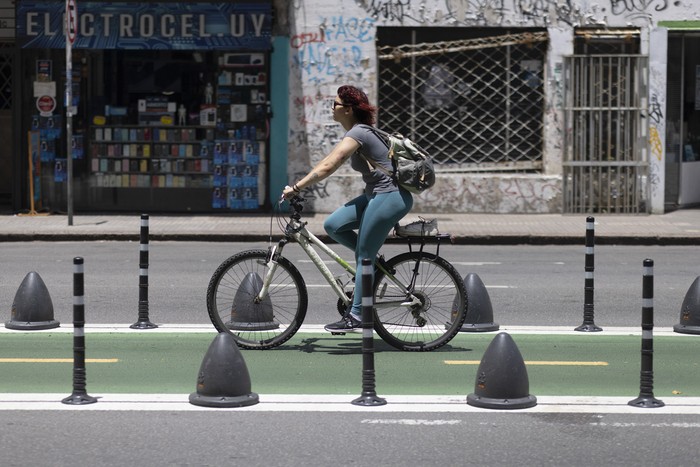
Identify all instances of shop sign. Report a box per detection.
[17,1,272,50]
[36,95,57,116]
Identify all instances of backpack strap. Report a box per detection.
[357,124,391,149]
[355,124,396,181]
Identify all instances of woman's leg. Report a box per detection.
[323,194,369,252]
[348,190,413,318]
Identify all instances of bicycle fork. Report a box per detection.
[256,239,288,303]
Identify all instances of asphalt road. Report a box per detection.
[1,241,697,328]
[2,410,698,467]
[2,241,700,466]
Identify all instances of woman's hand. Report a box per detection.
[282,185,299,200]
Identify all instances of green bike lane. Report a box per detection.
[1,330,699,399]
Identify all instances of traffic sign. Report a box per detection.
[66,0,77,44]
[36,95,56,116]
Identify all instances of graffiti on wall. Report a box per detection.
[291,16,375,83]
[354,0,686,27]
[648,93,664,162]
[407,175,561,213]
[363,0,412,22]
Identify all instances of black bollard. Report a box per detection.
[628,259,664,408]
[62,257,97,405]
[575,216,602,332]
[131,214,157,329]
[351,258,386,406]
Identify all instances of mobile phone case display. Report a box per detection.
[210,52,268,210]
[89,126,214,188]
[211,139,264,210]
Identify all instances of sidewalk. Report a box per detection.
[1,209,699,244]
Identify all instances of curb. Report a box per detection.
[1,233,700,245]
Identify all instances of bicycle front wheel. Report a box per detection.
[373,252,467,351]
[206,249,307,350]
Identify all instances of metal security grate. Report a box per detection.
[0,42,12,110]
[377,31,548,172]
[562,54,649,214]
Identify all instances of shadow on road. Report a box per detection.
[279,337,472,355]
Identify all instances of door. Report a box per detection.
[0,41,12,210]
[665,34,700,209]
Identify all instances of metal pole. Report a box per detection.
[131,214,158,329]
[352,258,386,406]
[628,259,664,408]
[576,216,602,331]
[62,257,97,405]
[65,0,74,226]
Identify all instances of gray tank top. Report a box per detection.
[345,124,398,195]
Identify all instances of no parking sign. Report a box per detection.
[66,0,77,45]
[36,95,56,116]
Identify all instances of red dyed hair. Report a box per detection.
[337,85,377,125]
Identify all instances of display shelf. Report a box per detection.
[90,126,213,183]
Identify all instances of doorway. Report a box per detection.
[665,34,700,209]
[0,41,13,212]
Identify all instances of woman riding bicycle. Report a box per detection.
[282,85,413,332]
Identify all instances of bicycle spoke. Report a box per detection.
[373,252,467,351]
[206,249,307,350]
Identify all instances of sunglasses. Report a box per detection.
[332,101,350,109]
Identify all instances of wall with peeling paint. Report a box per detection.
[283,0,699,214]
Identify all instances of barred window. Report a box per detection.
[377,28,548,172]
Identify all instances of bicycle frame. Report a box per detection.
[258,215,419,310]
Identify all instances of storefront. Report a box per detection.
[663,22,700,210]
[16,0,272,212]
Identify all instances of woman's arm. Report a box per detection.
[283,136,360,198]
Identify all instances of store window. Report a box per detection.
[377,27,548,172]
[17,1,272,213]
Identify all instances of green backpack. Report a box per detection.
[360,125,436,194]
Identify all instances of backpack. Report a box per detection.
[359,126,436,194]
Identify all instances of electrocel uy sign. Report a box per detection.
[17,1,272,50]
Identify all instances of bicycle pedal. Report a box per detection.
[330,332,346,336]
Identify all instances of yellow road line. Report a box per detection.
[444,360,608,366]
[0,358,119,363]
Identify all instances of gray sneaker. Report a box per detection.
[324,315,362,333]
[395,217,439,237]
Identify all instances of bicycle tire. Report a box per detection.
[372,252,467,351]
[206,249,308,350]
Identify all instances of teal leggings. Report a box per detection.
[323,190,413,317]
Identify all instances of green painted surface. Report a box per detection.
[659,21,700,30]
[1,333,698,398]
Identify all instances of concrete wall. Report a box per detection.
[284,0,698,214]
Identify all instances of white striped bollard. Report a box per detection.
[628,259,664,408]
[351,258,386,406]
[575,216,602,332]
[62,257,97,405]
[131,214,157,329]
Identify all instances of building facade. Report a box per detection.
[286,0,700,214]
[1,1,699,214]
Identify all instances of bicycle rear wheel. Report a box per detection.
[373,252,467,351]
[206,249,307,350]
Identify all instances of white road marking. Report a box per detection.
[0,394,699,414]
[362,419,462,425]
[0,324,688,336]
[589,422,700,428]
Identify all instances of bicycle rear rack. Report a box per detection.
[403,233,452,258]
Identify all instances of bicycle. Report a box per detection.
[206,195,468,351]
